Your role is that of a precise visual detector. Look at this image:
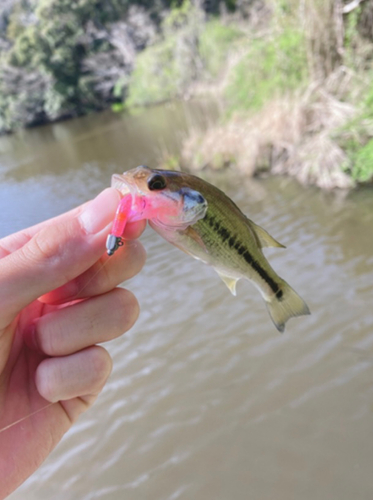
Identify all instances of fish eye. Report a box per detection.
[147,174,167,191]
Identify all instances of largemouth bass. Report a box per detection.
[110,166,310,332]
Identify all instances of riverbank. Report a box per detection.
[152,1,373,189]
[178,82,360,190]
[1,1,373,189]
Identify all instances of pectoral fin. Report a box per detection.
[184,226,208,252]
[216,271,239,296]
[246,220,286,249]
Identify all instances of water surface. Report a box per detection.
[2,102,373,500]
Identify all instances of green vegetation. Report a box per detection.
[336,80,373,183]
[1,0,373,188]
[0,0,170,131]
[0,0,238,131]
[127,2,243,107]
[226,28,308,113]
[127,38,183,107]
[178,0,373,188]
[353,140,373,182]
[198,20,242,79]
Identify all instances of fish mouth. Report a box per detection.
[111,172,208,228]
[111,173,137,196]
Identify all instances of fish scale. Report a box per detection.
[172,184,283,298]
[200,211,282,297]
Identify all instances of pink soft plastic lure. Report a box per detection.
[106,194,132,255]
[106,166,208,255]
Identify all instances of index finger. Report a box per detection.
[0,192,147,258]
[0,189,120,328]
[0,204,86,258]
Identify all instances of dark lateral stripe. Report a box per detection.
[204,212,282,297]
[242,249,282,297]
[205,213,230,243]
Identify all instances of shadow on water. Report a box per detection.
[2,101,373,500]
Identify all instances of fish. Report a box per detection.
[110,165,310,332]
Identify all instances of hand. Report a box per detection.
[0,188,146,498]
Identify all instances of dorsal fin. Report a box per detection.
[245,219,286,249]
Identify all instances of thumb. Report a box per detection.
[0,188,121,329]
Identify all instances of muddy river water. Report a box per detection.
[2,101,373,500]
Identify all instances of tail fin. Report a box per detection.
[265,281,310,333]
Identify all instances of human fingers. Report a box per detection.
[27,288,138,356]
[0,188,121,329]
[0,196,147,258]
[41,240,146,304]
[35,345,112,403]
[123,219,147,240]
[40,239,146,304]
[0,204,87,258]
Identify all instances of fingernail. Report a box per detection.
[79,188,121,234]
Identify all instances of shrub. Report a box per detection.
[349,139,373,183]
[126,38,182,107]
[225,27,308,113]
[199,20,243,78]
[127,1,204,107]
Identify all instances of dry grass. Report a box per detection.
[182,76,357,189]
[180,0,373,189]
[175,0,373,189]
